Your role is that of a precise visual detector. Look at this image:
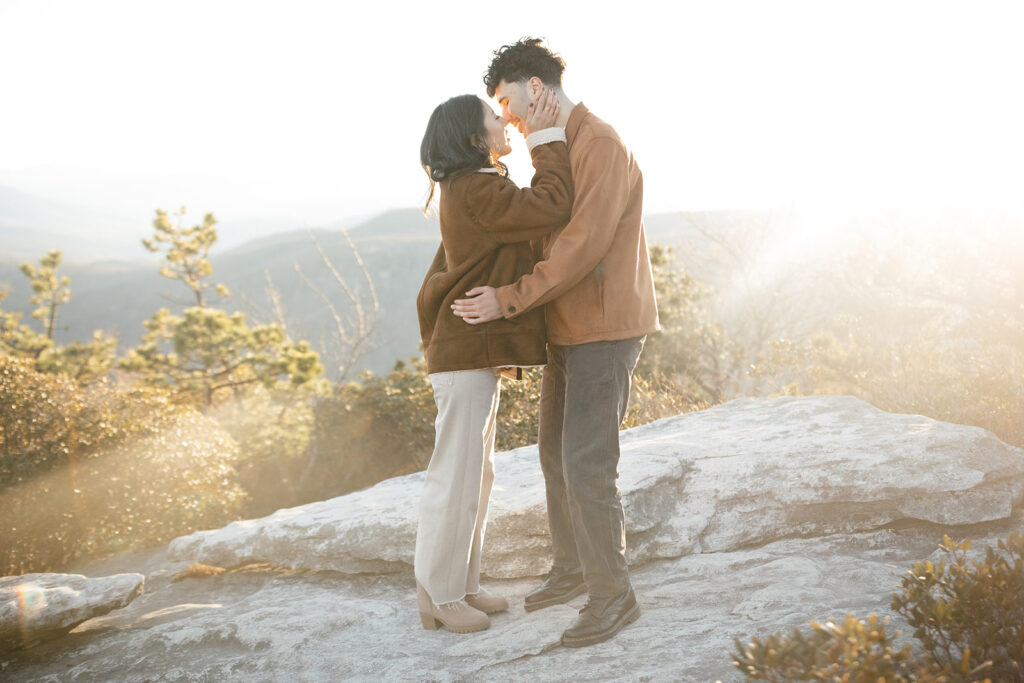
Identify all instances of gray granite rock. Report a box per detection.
[0,572,144,652]
[5,522,1020,682]
[4,396,1024,680]
[169,396,1024,577]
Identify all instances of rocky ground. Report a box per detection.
[3,396,1023,681]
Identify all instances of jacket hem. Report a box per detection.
[546,323,660,347]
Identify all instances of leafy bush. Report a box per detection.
[300,352,706,503]
[751,323,1024,449]
[0,356,246,574]
[748,222,1024,449]
[494,367,543,452]
[892,534,1024,681]
[301,357,437,501]
[303,358,547,504]
[732,613,956,681]
[734,533,1024,681]
[212,386,320,517]
[636,245,741,405]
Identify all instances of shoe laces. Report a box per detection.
[579,593,619,615]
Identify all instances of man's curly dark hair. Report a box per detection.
[483,37,566,97]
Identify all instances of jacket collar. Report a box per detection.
[565,102,589,149]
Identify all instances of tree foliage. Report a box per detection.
[20,249,71,340]
[119,306,325,409]
[2,253,117,385]
[35,329,119,385]
[142,207,228,307]
[0,290,51,359]
[636,245,741,404]
[124,213,326,409]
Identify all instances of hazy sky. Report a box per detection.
[2,0,1023,226]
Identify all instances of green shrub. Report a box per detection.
[494,367,543,452]
[732,613,954,681]
[303,358,544,504]
[734,533,1024,681]
[892,534,1024,681]
[636,245,741,405]
[0,356,246,574]
[750,324,1024,449]
[301,355,705,503]
[301,358,436,501]
[212,386,319,517]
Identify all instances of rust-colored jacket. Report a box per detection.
[494,104,661,345]
[417,140,573,374]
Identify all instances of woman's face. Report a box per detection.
[480,99,511,158]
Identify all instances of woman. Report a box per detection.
[415,89,571,633]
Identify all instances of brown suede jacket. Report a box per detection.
[494,104,661,346]
[417,139,573,374]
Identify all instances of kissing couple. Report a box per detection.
[414,37,660,648]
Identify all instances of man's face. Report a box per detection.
[494,79,534,135]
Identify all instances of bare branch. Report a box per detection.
[340,228,380,325]
[294,263,352,349]
[298,229,380,382]
[263,269,290,333]
[307,230,360,311]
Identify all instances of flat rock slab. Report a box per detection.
[169,396,1024,577]
[5,523,1017,682]
[0,572,144,652]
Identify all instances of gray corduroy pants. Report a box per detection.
[538,336,645,598]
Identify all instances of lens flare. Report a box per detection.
[16,582,46,617]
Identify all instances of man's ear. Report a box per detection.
[528,76,544,100]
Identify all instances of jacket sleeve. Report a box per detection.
[460,141,573,244]
[494,136,630,318]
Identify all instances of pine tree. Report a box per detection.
[142,207,229,307]
[123,209,324,409]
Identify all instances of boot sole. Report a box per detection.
[466,600,509,615]
[560,603,640,648]
[420,614,490,634]
[523,582,588,613]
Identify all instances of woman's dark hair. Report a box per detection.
[484,37,565,98]
[420,94,508,212]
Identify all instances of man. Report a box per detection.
[452,37,660,648]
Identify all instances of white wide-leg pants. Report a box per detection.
[414,368,501,605]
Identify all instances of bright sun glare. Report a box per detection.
[1,0,1023,226]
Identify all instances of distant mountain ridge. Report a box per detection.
[0,185,144,262]
[0,185,445,265]
[0,201,759,378]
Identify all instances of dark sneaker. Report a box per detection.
[561,586,640,648]
[523,568,587,612]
